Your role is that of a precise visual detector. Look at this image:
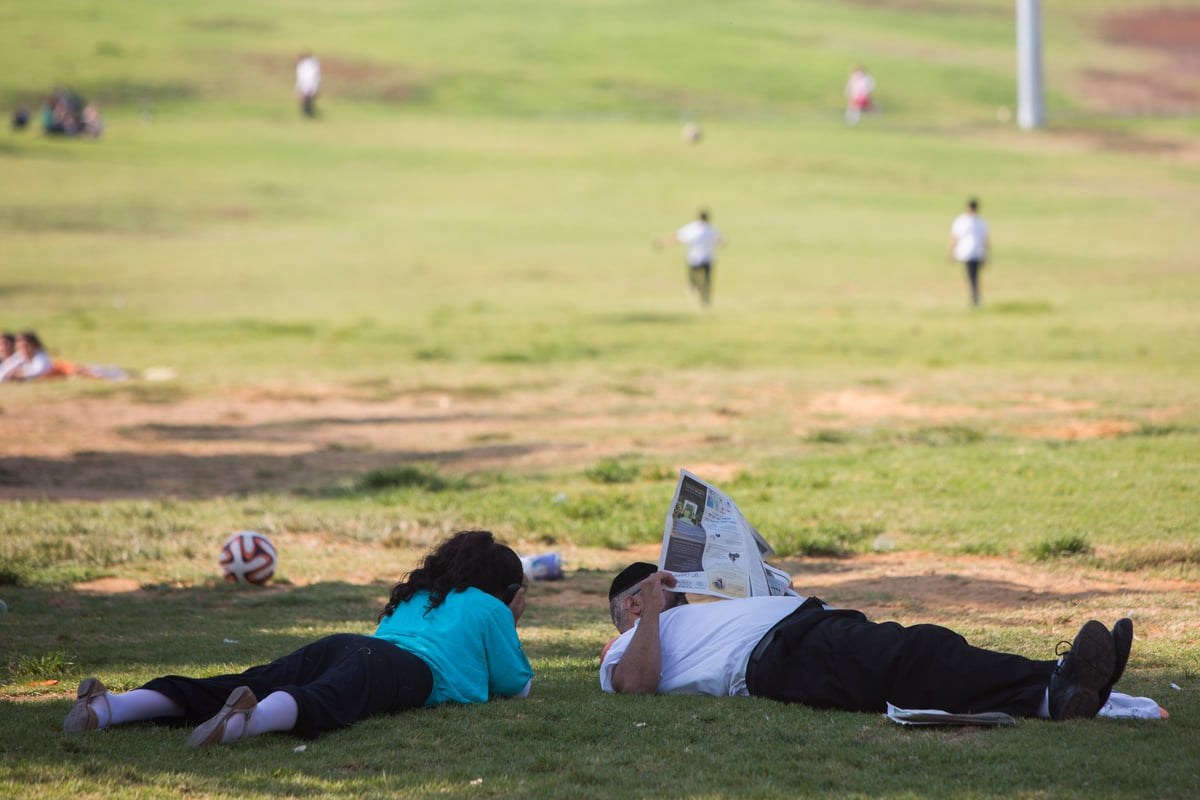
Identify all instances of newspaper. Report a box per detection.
[885,702,1016,727]
[658,470,795,599]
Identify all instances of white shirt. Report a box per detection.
[676,220,723,267]
[0,353,24,381]
[600,595,810,697]
[1,350,51,380]
[18,350,52,379]
[951,212,989,262]
[296,57,322,96]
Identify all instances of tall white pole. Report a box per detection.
[1016,0,1046,129]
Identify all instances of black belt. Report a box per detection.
[744,620,785,695]
[744,596,830,695]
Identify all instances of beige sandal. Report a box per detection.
[63,677,111,734]
[185,686,257,748]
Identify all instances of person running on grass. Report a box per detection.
[654,208,726,307]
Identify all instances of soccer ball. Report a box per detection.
[682,121,702,143]
[219,531,277,585]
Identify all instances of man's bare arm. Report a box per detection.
[610,614,663,693]
[610,571,677,694]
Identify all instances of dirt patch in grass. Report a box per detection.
[1104,8,1200,52]
[0,384,1184,500]
[1080,7,1200,116]
[1015,419,1136,440]
[72,577,144,594]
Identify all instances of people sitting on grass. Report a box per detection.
[39,88,102,138]
[0,331,128,382]
[0,331,52,381]
[64,530,533,747]
[601,563,1134,722]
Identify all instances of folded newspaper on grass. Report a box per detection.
[658,470,796,599]
[885,702,1017,727]
[889,696,1165,725]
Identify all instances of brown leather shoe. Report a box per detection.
[63,677,110,734]
[184,686,257,748]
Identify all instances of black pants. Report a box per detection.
[688,262,712,305]
[747,603,1055,717]
[143,633,433,738]
[964,259,982,306]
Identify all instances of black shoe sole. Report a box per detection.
[1098,618,1133,708]
[1049,620,1115,720]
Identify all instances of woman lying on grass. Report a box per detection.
[63,530,533,747]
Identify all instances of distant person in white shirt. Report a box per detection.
[295,52,322,118]
[948,197,991,307]
[655,209,726,307]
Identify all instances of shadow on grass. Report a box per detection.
[1,581,389,684]
[0,440,568,500]
[122,415,494,443]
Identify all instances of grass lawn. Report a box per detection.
[2,1,1199,797]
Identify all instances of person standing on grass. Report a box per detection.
[654,208,726,307]
[64,530,533,747]
[844,65,876,125]
[948,197,991,307]
[601,563,1134,722]
[295,52,322,118]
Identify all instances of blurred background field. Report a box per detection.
[1,2,1198,797]
[1,0,1197,383]
[1,0,1196,559]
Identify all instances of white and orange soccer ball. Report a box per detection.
[219,531,277,585]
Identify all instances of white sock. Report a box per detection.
[242,691,299,739]
[220,711,247,744]
[106,689,184,726]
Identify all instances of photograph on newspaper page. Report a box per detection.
[658,470,792,599]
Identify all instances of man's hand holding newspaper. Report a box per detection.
[657,470,796,599]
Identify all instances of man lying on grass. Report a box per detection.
[601,563,1130,721]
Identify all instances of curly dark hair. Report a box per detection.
[378,530,524,621]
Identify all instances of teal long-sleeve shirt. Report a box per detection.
[373,587,533,707]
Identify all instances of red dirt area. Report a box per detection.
[0,385,1177,501]
[1086,8,1200,114]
